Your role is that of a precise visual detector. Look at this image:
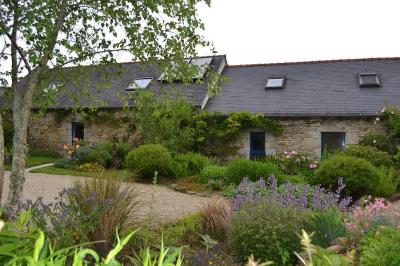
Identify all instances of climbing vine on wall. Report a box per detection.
[192,111,284,157]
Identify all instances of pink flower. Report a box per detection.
[63,144,68,150]
[73,137,79,142]
[309,163,317,169]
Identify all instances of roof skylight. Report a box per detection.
[359,73,380,88]
[265,77,286,89]
[126,77,153,91]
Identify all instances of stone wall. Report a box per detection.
[28,110,134,155]
[236,117,382,158]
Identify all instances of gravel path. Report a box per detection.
[3,167,224,223]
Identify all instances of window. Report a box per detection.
[265,77,286,89]
[250,132,266,159]
[321,132,345,155]
[72,122,84,141]
[359,73,380,88]
[126,77,152,91]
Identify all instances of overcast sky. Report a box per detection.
[197,0,400,65]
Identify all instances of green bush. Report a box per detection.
[53,159,76,169]
[230,202,310,265]
[75,140,133,169]
[173,152,211,177]
[360,132,391,153]
[313,155,381,198]
[125,144,174,179]
[226,158,283,185]
[375,167,399,197]
[359,227,400,266]
[342,145,393,167]
[303,208,346,248]
[200,165,227,183]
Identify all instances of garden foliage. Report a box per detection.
[133,91,284,157]
[230,202,309,265]
[359,227,400,266]
[341,145,393,167]
[200,165,227,183]
[125,144,174,179]
[226,158,283,185]
[303,208,346,248]
[314,155,382,198]
[21,177,141,254]
[173,152,211,177]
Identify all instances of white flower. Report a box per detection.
[373,139,377,144]
[0,220,4,232]
[391,111,395,114]
[381,108,386,113]
[376,117,380,121]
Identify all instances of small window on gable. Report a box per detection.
[126,77,152,91]
[265,76,286,89]
[359,73,380,88]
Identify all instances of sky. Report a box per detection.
[197,0,400,65]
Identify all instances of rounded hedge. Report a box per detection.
[226,158,283,185]
[342,145,393,167]
[314,155,381,198]
[230,203,309,265]
[125,144,173,179]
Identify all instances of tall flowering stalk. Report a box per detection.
[233,176,352,212]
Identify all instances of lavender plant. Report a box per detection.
[233,176,352,212]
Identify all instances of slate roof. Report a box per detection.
[206,58,400,117]
[41,55,226,109]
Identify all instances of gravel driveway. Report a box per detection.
[2,166,224,223]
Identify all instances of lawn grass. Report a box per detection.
[30,166,131,181]
[5,155,59,170]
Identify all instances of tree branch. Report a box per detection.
[6,32,31,73]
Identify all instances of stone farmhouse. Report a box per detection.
[5,55,400,158]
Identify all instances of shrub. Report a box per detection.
[77,162,105,172]
[360,132,391,153]
[303,208,346,248]
[125,144,174,179]
[200,200,231,240]
[313,155,381,198]
[53,159,76,169]
[375,167,399,197]
[275,150,319,175]
[75,140,134,169]
[226,159,283,185]
[22,177,141,255]
[230,202,310,265]
[173,152,211,177]
[342,145,393,167]
[359,227,400,266]
[200,165,227,183]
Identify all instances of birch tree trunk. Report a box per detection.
[4,73,38,216]
[0,113,4,205]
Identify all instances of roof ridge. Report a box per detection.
[227,57,400,67]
